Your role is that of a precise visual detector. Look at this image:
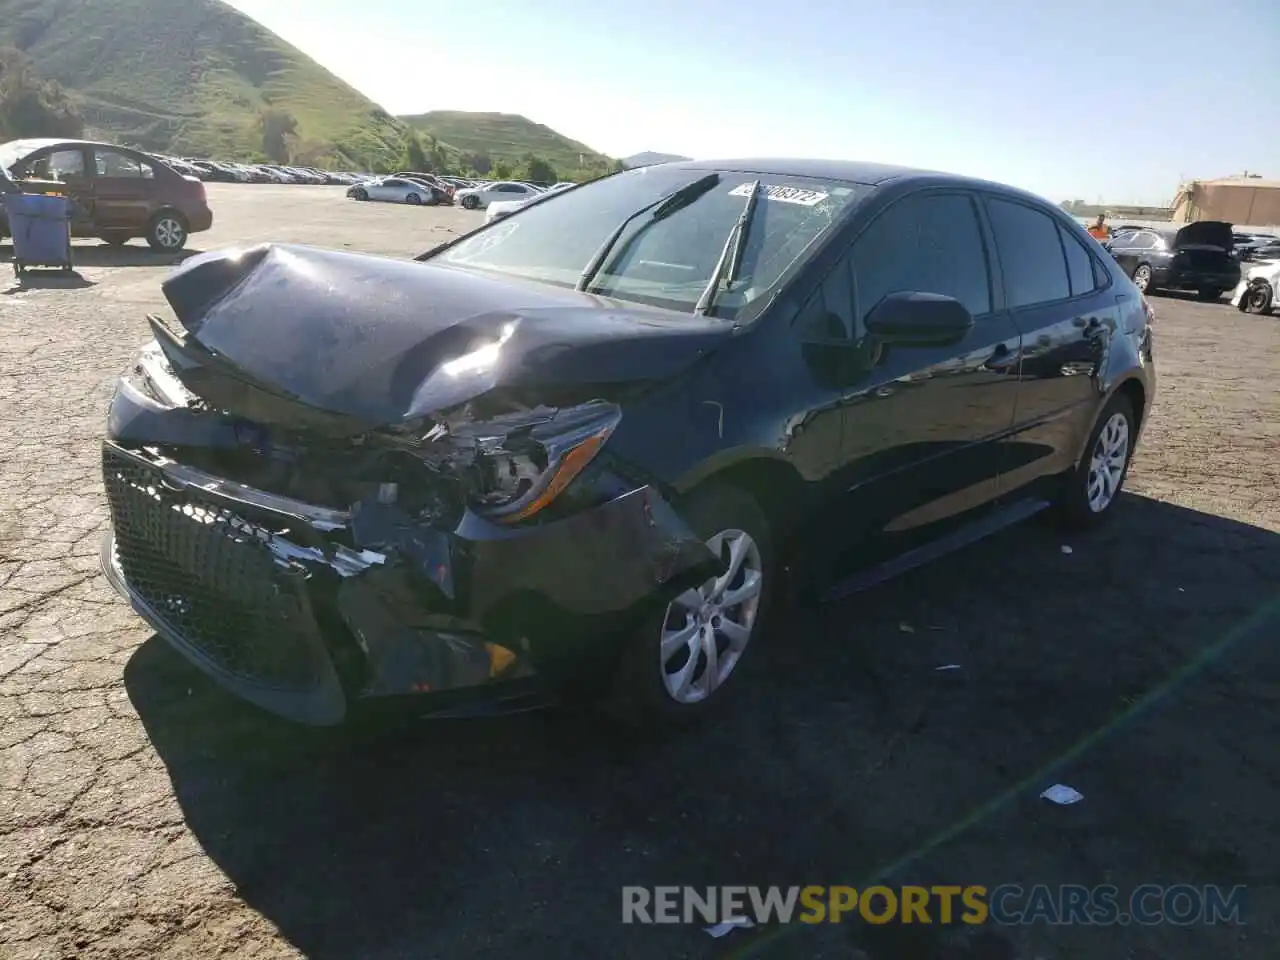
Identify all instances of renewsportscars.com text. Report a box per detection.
[622,884,1247,926]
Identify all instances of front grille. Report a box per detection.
[103,445,325,690]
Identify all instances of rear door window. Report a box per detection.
[1059,225,1099,297]
[851,191,992,321]
[95,149,154,178]
[986,198,1071,308]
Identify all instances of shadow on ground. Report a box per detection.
[0,241,201,269]
[2,269,95,293]
[124,494,1280,960]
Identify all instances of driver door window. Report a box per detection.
[852,192,993,322]
[18,149,85,182]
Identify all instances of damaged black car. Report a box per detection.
[101,159,1155,727]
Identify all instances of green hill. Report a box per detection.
[0,0,409,167]
[400,111,608,175]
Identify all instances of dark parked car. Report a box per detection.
[100,159,1155,727]
[1106,221,1241,300]
[0,138,212,251]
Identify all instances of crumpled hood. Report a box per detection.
[158,243,734,428]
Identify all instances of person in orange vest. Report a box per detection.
[1087,213,1111,242]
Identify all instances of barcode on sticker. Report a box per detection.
[729,183,829,206]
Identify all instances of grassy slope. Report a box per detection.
[400,111,607,173]
[0,0,408,166]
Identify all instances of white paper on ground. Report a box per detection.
[704,918,755,938]
[1040,784,1085,805]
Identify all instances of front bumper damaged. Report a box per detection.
[100,440,716,725]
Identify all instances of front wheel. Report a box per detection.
[405,193,422,205]
[146,212,188,252]
[1240,280,1274,315]
[352,188,368,201]
[1132,263,1152,292]
[604,484,774,731]
[1056,393,1137,528]
[461,195,480,210]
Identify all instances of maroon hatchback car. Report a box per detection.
[0,138,213,251]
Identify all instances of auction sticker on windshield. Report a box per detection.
[728,183,829,206]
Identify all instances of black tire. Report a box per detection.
[1131,263,1153,293]
[603,484,775,731]
[1196,287,1224,302]
[1056,393,1137,529]
[462,194,480,210]
[353,188,368,201]
[100,233,130,247]
[1240,281,1273,315]
[406,193,422,205]
[146,211,188,252]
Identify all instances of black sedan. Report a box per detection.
[99,159,1155,728]
[1106,221,1241,300]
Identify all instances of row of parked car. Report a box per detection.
[345,173,572,211]
[1099,220,1280,304]
[156,156,368,186]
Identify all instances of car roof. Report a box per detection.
[2,137,136,153]
[650,157,1063,206]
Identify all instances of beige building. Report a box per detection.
[1171,177,1280,226]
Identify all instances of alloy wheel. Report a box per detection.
[1087,412,1130,513]
[1245,282,1272,314]
[659,528,763,704]
[1133,265,1151,292]
[153,216,185,250]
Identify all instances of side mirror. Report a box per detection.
[865,291,974,347]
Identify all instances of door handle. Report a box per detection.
[984,343,1018,371]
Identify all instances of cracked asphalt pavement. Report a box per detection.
[2,186,1278,959]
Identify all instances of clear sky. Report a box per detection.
[225,0,1278,206]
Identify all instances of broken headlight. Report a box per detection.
[433,400,621,524]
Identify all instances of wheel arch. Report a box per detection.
[1115,376,1147,434]
[678,454,809,547]
[150,205,189,229]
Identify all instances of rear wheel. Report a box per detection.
[1056,393,1136,529]
[146,212,188,252]
[1196,286,1224,302]
[604,485,774,731]
[1240,281,1273,315]
[1132,263,1152,292]
[406,192,422,205]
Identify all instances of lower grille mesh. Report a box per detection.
[103,446,323,689]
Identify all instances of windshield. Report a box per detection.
[0,140,41,173]
[433,166,867,317]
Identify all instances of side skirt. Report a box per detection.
[821,497,1051,603]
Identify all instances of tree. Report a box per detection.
[257,107,299,163]
[465,151,492,176]
[403,132,429,172]
[0,47,84,140]
[520,153,557,184]
[491,158,514,180]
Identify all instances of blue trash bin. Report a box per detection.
[3,192,74,276]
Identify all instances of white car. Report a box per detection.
[1231,254,1280,315]
[347,177,436,205]
[484,182,577,222]
[455,180,542,211]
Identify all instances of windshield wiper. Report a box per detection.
[693,179,761,317]
[576,173,721,293]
